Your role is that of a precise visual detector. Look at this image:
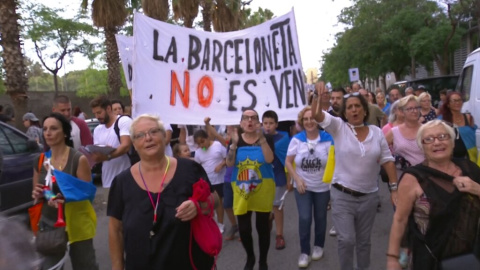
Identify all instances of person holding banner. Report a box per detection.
[285,106,334,268]
[311,82,397,270]
[226,110,275,270]
[31,113,98,270]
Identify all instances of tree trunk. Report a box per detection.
[410,56,416,79]
[105,27,122,99]
[53,72,59,96]
[202,0,212,32]
[0,0,29,129]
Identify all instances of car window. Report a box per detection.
[457,65,473,102]
[0,125,29,154]
[0,126,14,155]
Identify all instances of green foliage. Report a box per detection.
[241,7,275,29]
[22,2,100,93]
[321,0,468,84]
[75,68,129,98]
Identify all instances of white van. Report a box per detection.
[457,47,480,153]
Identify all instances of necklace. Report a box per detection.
[139,156,170,228]
[52,147,69,170]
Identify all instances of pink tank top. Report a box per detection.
[391,127,425,166]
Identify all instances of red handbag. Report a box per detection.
[189,178,222,269]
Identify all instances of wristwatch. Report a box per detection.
[388,182,398,191]
[107,154,112,161]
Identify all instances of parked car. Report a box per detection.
[0,121,42,216]
[392,75,459,106]
[85,118,100,135]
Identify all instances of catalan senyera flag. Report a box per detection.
[231,146,275,215]
[54,169,97,244]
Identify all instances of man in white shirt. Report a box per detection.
[52,95,93,150]
[90,96,132,188]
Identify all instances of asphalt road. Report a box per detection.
[63,183,394,270]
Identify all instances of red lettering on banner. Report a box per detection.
[170,71,190,107]
[197,76,214,107]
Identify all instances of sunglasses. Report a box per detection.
[343,92,361,98]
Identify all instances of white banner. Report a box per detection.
[131,10,305,125]
[115,35,134,90]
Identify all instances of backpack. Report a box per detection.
[114,115,140,165]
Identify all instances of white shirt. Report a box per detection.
[194,141,227,185]
[93,116,132,188]
[70,120,82,150]
[287,136,331,193]
[178,125,203,152]
[163,122,173,157]
[320,112,394,193]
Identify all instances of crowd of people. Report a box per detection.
[19,80,480,270]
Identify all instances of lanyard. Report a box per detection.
[139,156,170,224]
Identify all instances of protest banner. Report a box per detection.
[132,10,305,125]
[115,35,134,90]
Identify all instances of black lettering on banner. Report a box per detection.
[188,35,201,70]
[153,30,164,61]
[253,38,262,74]
[234,39,244,74]
[294,69,307,106]
[245,38,253,74]
[165,37,177,63]
[271,31,281,70]
[283,70,293,108]
[224,40,234,74]
[228,80,240,111]
[270,19,290,68]
[241,80,257,111]
[261,37,273,72]
[127,64,133,82]
[212,40,223,72]
[201,38,211,71]
[270,74,283,108]
[287,26,297,66]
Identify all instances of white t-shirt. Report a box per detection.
[93,116,132,188]
[320,112,394,193]
[194,141,227,185]
[162,122,173,157]
[287,136,331,193]
[70,120,82,150]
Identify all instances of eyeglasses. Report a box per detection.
[241,115,259,121]
[422,133,451,144]
[344,92,360,98]
[133,128,162,141]
[450,98,463,104]
[403,106,421,112]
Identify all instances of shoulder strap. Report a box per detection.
[114,115,124,143]
[38,153,45,172]
[70,149,82,177]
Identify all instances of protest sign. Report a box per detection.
[132,10,305,125]
[115,35,134,90]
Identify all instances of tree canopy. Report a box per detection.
[321,0,469,87]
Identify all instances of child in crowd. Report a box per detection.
[262,110,291,250]
[173,143,192,159]
[193,129,227,233]
[204,118,239,240]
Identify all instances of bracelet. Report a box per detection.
[259,139,267,145]
[386,253,400,259]
[388,182,398,191]
[230,144,237,150]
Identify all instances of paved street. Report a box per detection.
[64,183,394,270]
